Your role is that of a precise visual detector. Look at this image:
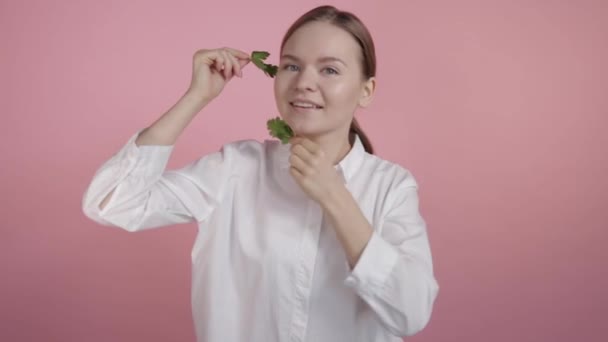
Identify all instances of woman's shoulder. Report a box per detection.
[218,138,419,188]
[360,152,420,189]
[221,138,282,153]
[217,138,283,165]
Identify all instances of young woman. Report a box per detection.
[83,5,439,342]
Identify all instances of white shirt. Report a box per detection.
[82,130,439,342]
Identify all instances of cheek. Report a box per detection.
[273,78,279,94]
[274,77,293,117]
[323,81,361,105]
[274,77,290,99]
[273,79,284,104]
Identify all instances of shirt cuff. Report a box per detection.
[344,231,400,296]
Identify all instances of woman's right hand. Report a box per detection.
[187,47,251,104]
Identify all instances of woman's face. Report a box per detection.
[273,21,373,140]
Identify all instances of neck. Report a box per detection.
[303,130,355,166]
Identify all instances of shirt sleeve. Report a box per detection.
[344,177,439,337]
[82,129,238,232]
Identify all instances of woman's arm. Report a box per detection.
[322,182,439,337]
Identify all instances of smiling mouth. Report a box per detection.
[290,102,323,109]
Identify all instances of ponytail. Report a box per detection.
[350,118,374,154]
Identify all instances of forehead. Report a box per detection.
[282,21,360,62]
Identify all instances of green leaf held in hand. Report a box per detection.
[267,117,294,144]
[251,51,279,78]
[253,51,290,142]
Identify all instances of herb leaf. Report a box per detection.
[251,50,278,78]
[266,117,294,144]
[252,51,291,142]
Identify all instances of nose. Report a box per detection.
[294,67,317,92]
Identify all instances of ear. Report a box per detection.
[358,77,376,108]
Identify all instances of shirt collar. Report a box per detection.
[276,133,366,183]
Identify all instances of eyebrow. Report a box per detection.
[281,54,348,66]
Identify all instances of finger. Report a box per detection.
[202,50,224,70]
[220,50,233,79]
[289,153,309,174]
[212,55,225,73]
[237,58,250,74]
[291,144,315,165]
[225,51,242,78]
[239,58,250,66]
[289,166,304,181]
[195,49,215,66]
[225,48,251,73]
[291,138,321,157]
[225,47,251,61]
[301,139,322,156]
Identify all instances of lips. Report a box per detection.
[289,99,323,109]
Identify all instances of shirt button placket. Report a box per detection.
[288,200,323,342]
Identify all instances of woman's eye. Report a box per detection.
[323,67,339,75]
[284,64,299,71]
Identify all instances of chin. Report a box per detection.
[288,123,312,136]
[291,125,329,139]
[288,124,313,137]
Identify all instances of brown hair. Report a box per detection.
[280,5,376,154]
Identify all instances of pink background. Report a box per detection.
[1,0,606,341]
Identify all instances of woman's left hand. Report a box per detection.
[289,137,344,205]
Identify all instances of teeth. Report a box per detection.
[292,102,320,108]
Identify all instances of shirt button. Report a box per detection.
[345,277,358,287]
